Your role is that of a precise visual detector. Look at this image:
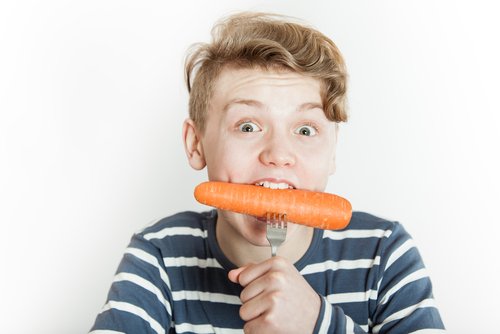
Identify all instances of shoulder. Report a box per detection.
[137,210,216,236]
[316,211,414,265]
[347,211,410,240]
[321,211,406,240]
[128,210,216,253]
[348,211,399,230]
[346,212,423,271]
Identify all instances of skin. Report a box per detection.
[183,67,338,334]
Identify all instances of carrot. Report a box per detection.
[194,181,352,230]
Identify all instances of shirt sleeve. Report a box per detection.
[89,233,173,334]
[313,222,445,334]
[313,296,367,333]
[370,222,445,333]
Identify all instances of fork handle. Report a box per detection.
[270,245,278,257]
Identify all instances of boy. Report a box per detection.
[90,12,445,333]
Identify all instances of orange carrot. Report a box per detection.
[194,181,352,230]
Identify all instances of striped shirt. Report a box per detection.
[89,210,445,333]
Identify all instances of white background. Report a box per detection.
[1,1,499,333]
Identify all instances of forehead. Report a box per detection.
[211,67,323,104]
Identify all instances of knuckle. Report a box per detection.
[267,271,286,285]
[243,322,253,334]
[261,312,278,329]
[262,291,281,311]
[271,256,287,268]
[268,291,281,307]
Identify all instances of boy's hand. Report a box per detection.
[228,257,321,334]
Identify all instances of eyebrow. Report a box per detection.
[297,102,324,112]
[223,99,264,113]
[223,99,324,113]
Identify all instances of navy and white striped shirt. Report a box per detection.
[90,210,445,333]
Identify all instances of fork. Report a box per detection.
[266,212,288,257]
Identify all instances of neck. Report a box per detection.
[215,214,314,267]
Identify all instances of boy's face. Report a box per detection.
[184,67,338,247]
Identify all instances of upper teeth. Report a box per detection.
[255,181,293,189]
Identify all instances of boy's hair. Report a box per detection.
[185,12,348,132]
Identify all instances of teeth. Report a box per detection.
[254,181,293,189]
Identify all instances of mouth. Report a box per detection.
[253,180,296,190]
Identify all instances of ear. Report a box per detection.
[329,124,339,175]
[182,118,206,170]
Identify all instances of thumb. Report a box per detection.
[228,265,248,284]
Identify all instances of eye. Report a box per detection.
[238,121,261,133]
[295,124,317,136]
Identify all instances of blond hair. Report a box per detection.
[185,12,348,132]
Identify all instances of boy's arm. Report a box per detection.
[314,222,446,333]
[89,233,173,334]
[369,222,445,333]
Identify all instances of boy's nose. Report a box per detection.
[259,134,296,167]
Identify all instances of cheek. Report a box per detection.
[205,137,259,181]
[296,144,335,188]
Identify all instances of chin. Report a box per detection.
[239,215,270,244]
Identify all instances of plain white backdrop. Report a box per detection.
[1,1,499,333]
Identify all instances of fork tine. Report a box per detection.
[266,212,287,257]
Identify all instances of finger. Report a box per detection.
[243,310,278,334]
[237,257,287,287]
[239,267,288,303]
[228,265,248,284]
[239,289,275,321]
[239,273,267,303]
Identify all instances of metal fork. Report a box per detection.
[266,212,288,257]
